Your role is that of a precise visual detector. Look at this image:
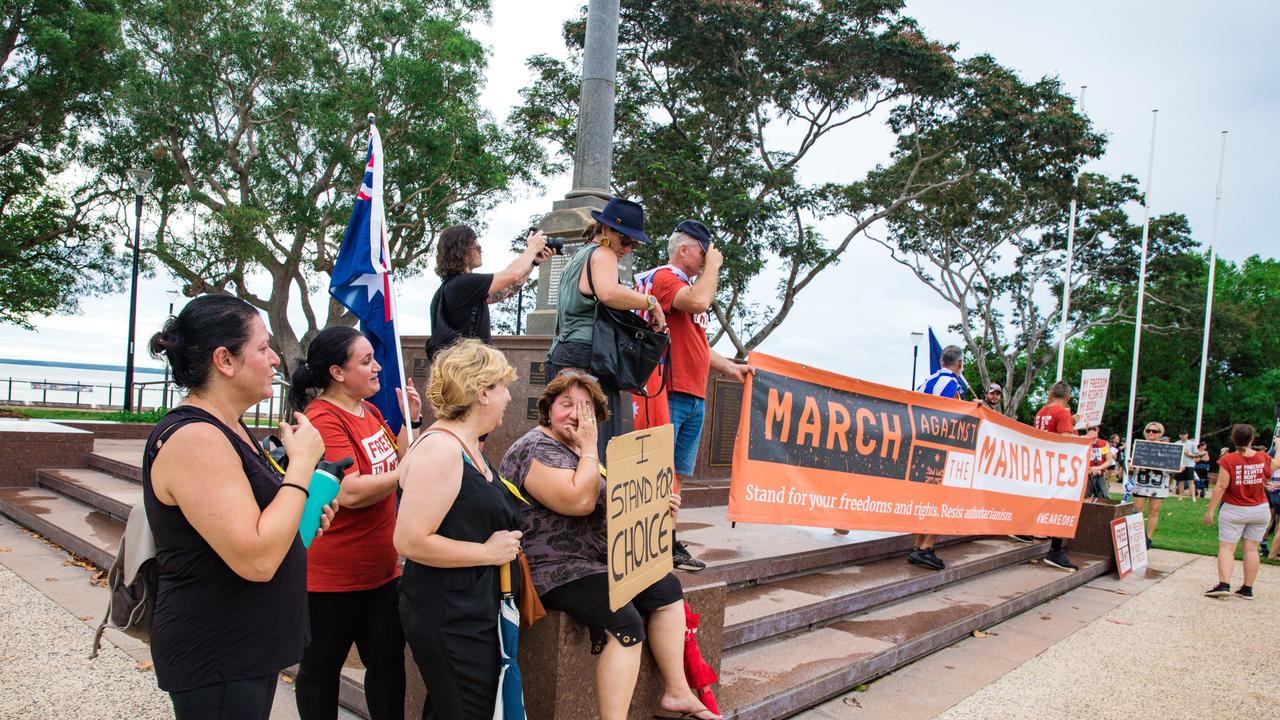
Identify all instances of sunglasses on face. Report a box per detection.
[1145,429,1160,434]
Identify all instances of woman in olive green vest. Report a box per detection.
[546,197,667,461]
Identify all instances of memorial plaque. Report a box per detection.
[529,361,548,386]
[526,397,539,421]
[1129,439,1183,472]
[708,378,743,467]
[412,356,431,381]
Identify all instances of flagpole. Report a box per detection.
[367,113,416,443]
[388,272,415,444]
[1122,110,1159,483]
[1192,131,1227,445]
[1055,86,1087,382]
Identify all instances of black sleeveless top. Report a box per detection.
[400,441,521,611]
[142,406,309,692]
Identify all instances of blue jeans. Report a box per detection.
[668,392,705,476]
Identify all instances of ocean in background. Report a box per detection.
[0,359,168,407]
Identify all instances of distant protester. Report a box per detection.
[1033,381,1080,571]
[499,370,720,720]
[1204,424,1275,600]
[288,325,422,720]
[1131,421,1173,548]
[145,295,334,719]
[910,344,967,571]
[1083,426,1115,501]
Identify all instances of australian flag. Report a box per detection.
[329,119,407,433]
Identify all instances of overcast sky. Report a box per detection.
[2,0,1275,390]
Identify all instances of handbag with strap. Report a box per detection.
[584,247,670,395]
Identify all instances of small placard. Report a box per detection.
[412,356,431,381]
[606,426,675,611]
[526,396,539,421]
[529,361,548,386]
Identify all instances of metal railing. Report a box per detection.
[2,375,290,427]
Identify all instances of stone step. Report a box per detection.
[688,530,967,589]
[0,487,122,570]
[86,450,142,483]
[36,468,141,522]
[715,553,1109,720]
[680,479,730,508]
[722,537,1048,650]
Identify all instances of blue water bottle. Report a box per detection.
[299,457,354,548]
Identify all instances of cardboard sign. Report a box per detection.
[1125,513,1149,575]
[1129,440,1183,472]
[729,352,1092,537]
[1075,369,1110,429]
[606,425,675,611]
[1111,517,1133,579]
[1111,512,1148,579]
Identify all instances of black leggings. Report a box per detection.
[170,674,276,720]
[296,578,406,720]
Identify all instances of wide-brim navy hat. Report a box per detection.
[590,197,651,245]
[675,219,712,251]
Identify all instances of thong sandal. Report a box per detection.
[654,708,720,720]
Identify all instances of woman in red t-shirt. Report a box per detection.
[288,326,422,719]
[1204,424,1276,600]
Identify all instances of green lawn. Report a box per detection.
[3,405,279,427]
[2,406,116,420]
[1122,492,1280,566]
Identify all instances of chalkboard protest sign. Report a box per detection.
[1129,439,1183,472]
[606,425,675,611]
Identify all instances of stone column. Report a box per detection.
[525,0,621,336]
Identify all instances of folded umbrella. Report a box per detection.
[493,563,525,720]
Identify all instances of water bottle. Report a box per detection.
[298,457,354,548]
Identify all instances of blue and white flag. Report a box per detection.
[329,119,409,434]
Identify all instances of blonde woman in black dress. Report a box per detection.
[394,339,523,719]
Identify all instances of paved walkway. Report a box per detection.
[802,550,1280,719]
[3,507,1276,719]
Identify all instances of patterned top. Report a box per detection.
[917,368,962,399]
[499,427,608,594]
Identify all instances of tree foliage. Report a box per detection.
[0,0,127,327]
[870,57,1196,413]
[517,0,964,355]
[1057,253,1280,448]
[92,0,544,365]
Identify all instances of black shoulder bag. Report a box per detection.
[584,247,669,396]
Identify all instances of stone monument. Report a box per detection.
[525,0,621,336]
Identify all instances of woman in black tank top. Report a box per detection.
[144,296,335,720]
[394,339,523,719]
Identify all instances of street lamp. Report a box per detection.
[161,289,179,409]
[123,168,154,413]
[910,331,924,390]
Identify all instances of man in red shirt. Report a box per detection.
[1034,381,1081,572]
[634,220,748,571]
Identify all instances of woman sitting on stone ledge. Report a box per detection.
[499,369,720,720]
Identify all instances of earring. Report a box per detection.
[600,237,610,248]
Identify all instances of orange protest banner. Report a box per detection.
[729,353,1092,537]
